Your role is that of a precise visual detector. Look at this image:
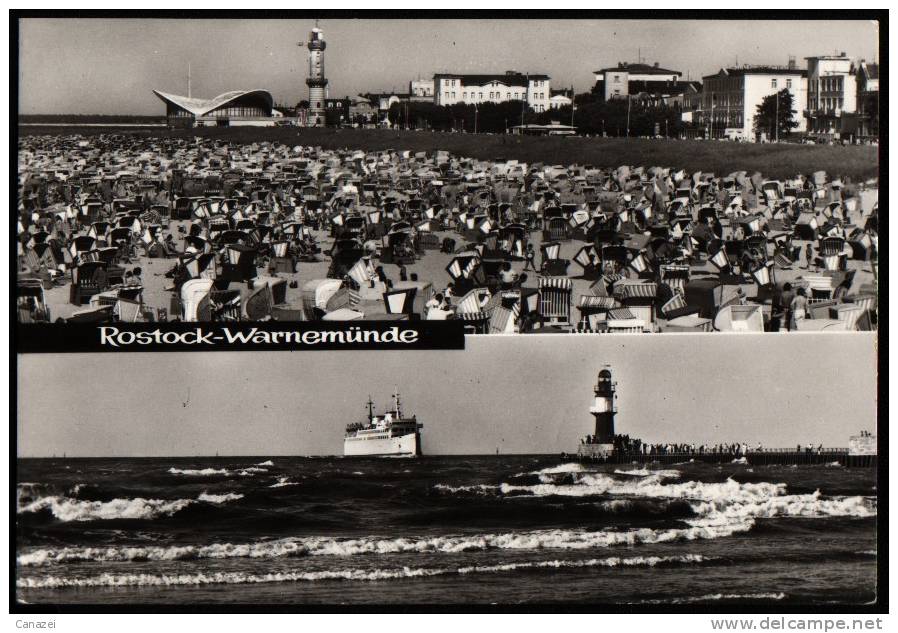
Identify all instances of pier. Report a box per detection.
[571,447,876,468]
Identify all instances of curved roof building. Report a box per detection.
[153,89,282,127]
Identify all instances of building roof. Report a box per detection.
[153,89,274,116]
[804,54,849,61]
[594,62,682,76]
[702,66,807,80]
[861,63,879,80]
[434,72,550,87]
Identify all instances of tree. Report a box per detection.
[753,89,798,141]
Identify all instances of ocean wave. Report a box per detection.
[17,554,712,588]
[688,491,875,523]
[16,524,747,567]
[255,460,274,467]
[613,468,681,479]
[167,467,232,477]
[640,592,786,604]
[197,492,244,504]
[17,495,195,523]
[269,477,298,488]
[433,483,499,496]
[435,473,875,543]
[499,474,789,503]
[530,463,584,476]
[238,468,268,476]
[17,490,244,523]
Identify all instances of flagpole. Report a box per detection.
[626,95,631,138]
[570,84,575,128]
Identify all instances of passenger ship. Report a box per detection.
[343,392,423,457]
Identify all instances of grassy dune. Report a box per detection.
[18,125,880,181]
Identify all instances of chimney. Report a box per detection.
[654,62,659,68]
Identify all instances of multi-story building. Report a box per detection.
[409,79,434,102]
[841,60,879,140]
[698,64,807,141]
[433,71,551,112]
[593,62,686,103]
[805,53,856,137]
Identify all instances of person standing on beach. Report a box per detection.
[523,244,537,271]
[790,288,808,330]
[780,283,795,331]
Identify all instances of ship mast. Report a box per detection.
[367,395,375,423]
[394,389,402,418]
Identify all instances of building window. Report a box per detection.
[445,92,449,99]
[786,79,792,89]
[479,92,483,99]
[771,79,777,88]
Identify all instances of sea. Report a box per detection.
[16,456,878,607]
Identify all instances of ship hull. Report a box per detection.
[344,432,420,457]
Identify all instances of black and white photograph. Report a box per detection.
[15,335,878,606]
[12,11,884,620]
[15,17,879,333]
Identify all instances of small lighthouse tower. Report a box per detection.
[305,21,328,126]
[578,366,617,459]
[590,367,616,442]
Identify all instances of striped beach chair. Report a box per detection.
[538,276,573,328]
[660,264,690,296]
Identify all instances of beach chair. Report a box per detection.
[540,242,569,276]
[69,261,109,306]
[818,236,847,271]
[538,276,573,329]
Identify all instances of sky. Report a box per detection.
[17,18,880,115]
[18,333,877,457]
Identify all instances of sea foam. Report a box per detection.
[17,554,711,588]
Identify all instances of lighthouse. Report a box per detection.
[578,366,617,459]
[590,367,616,442]
[305,22,328,126]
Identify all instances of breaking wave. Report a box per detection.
[434,471,875,546]
[269,477,298,488]
[197,492,244,504]
[641,592,786,604]
[167,467,231,477]
[17,554,712,588]
[17,490,244,523]
[255,461,274,467]
[16,524,746,567]
[614,468,681,479]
